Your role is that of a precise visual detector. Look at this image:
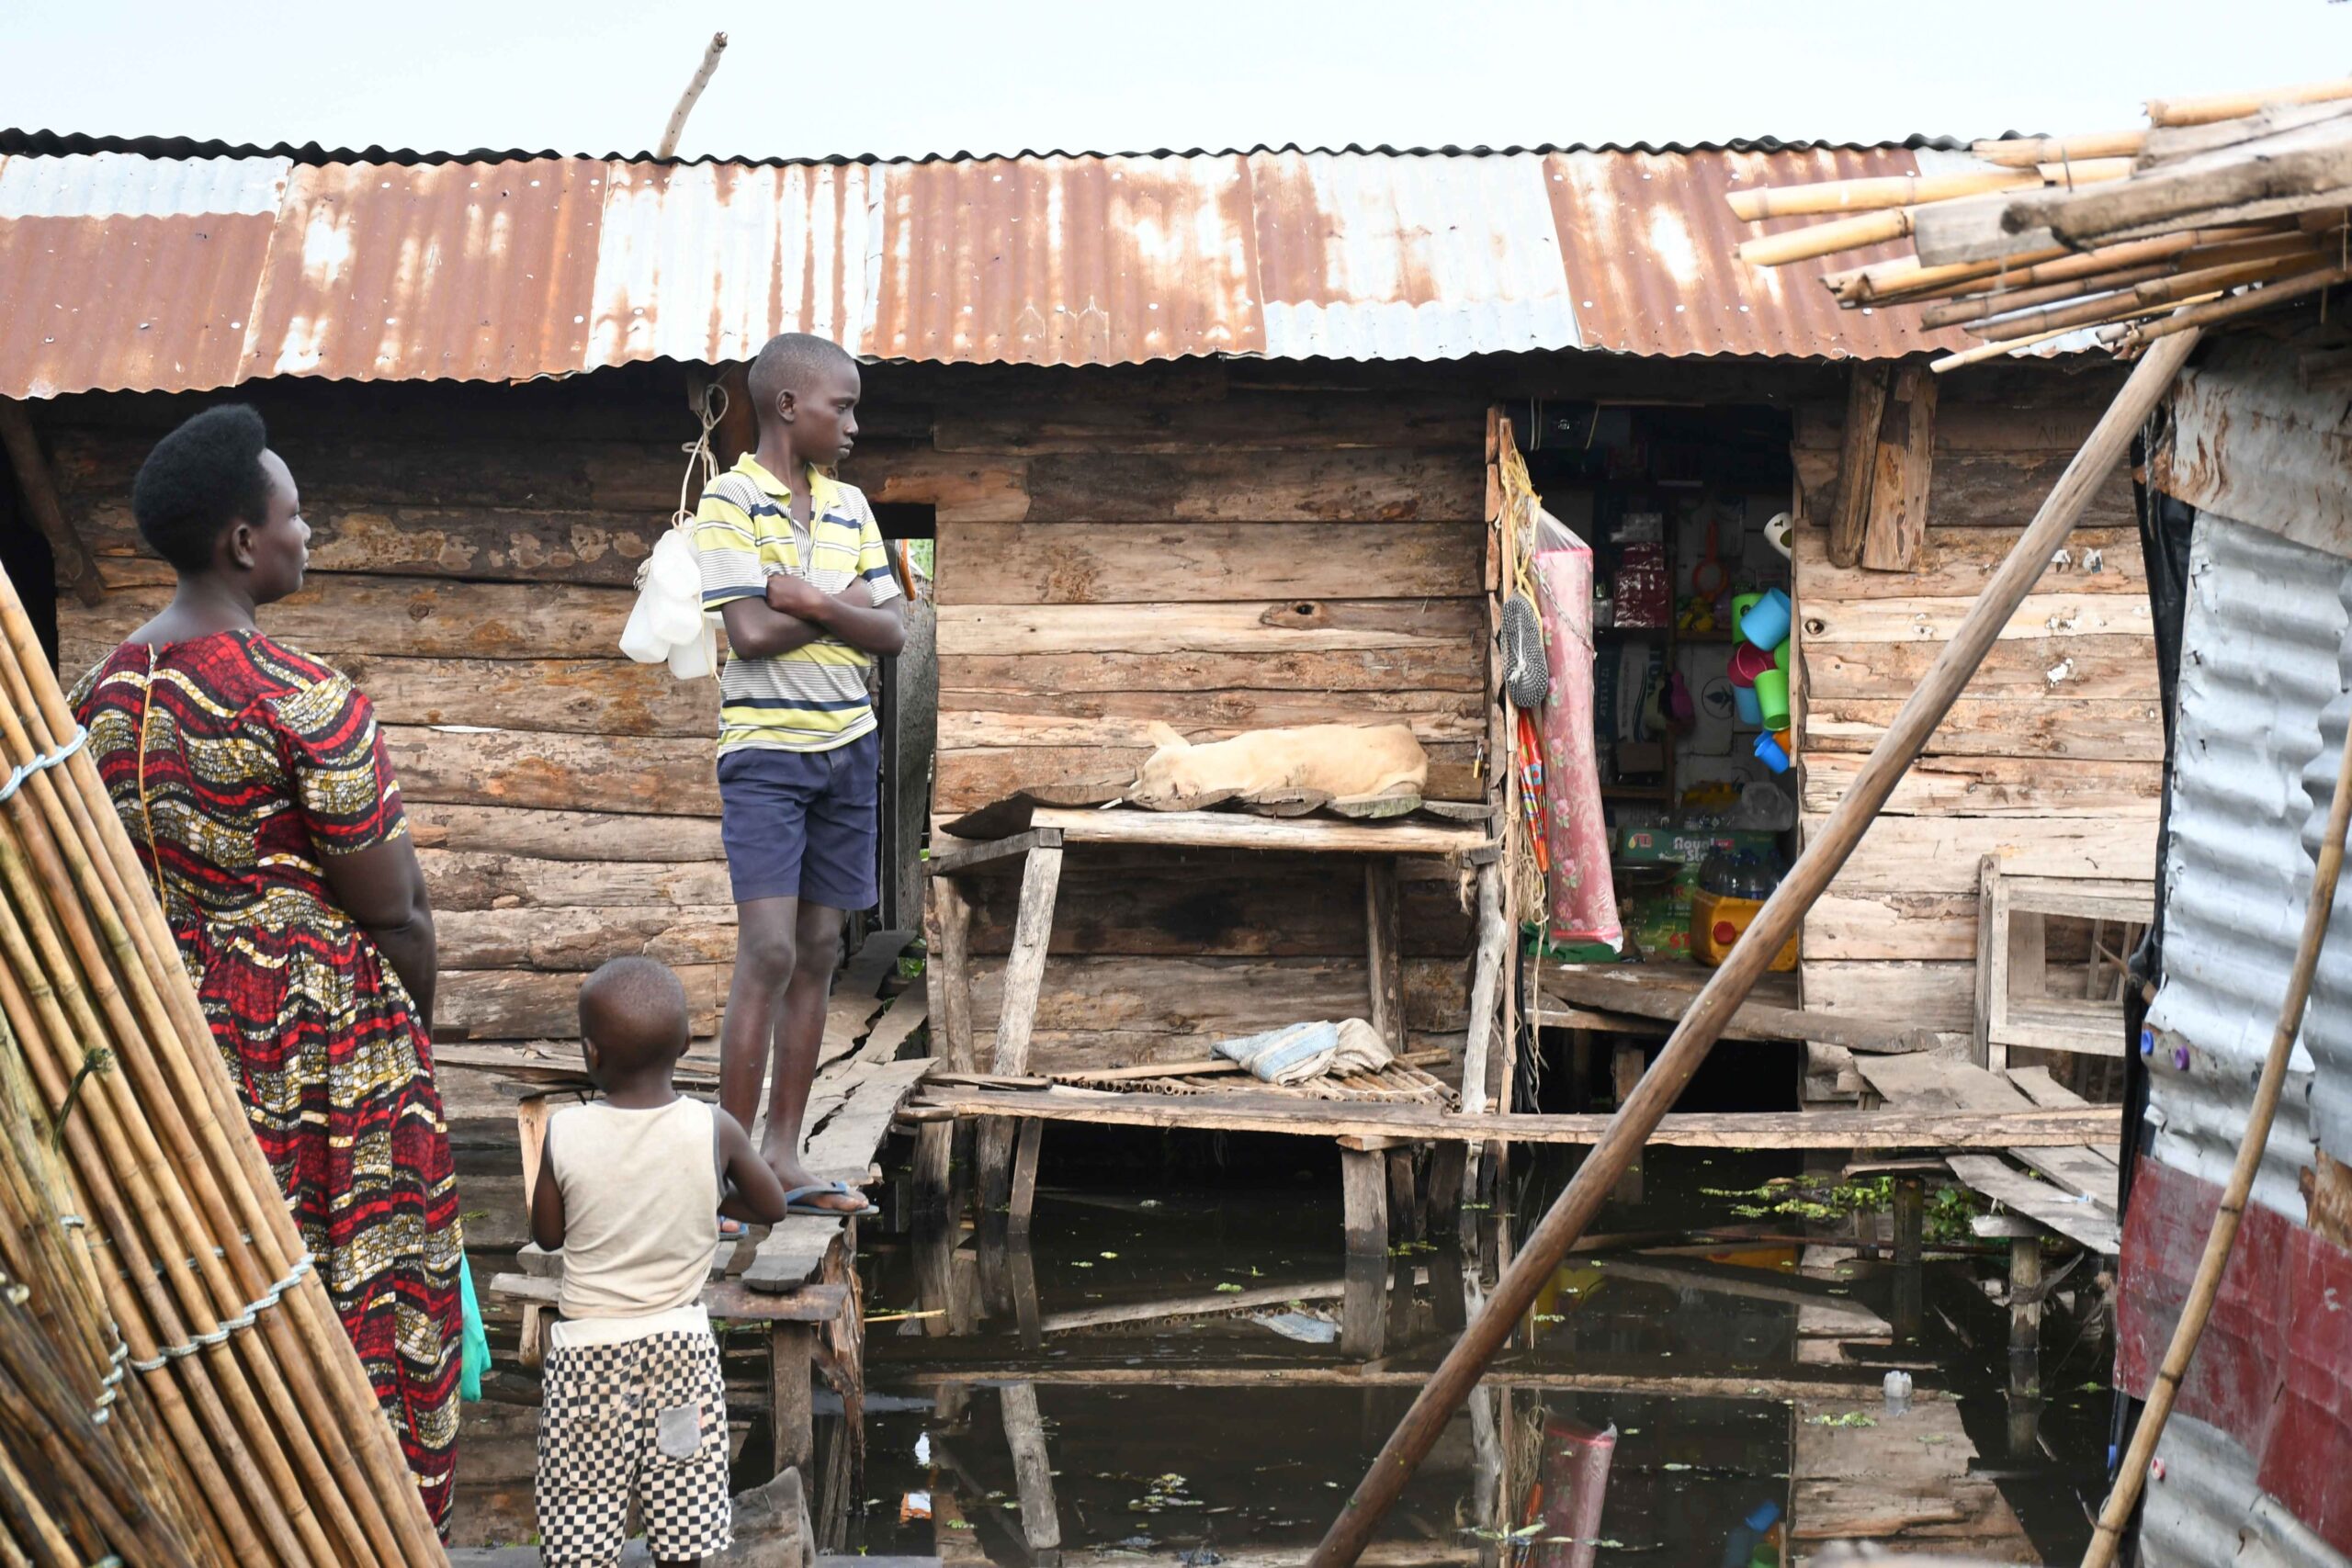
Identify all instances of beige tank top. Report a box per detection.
[548,1098,720,1321]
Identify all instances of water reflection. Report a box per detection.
[451,1145,2115,1564]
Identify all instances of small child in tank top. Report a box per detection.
[529,957,789,1568]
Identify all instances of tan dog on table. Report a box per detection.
[1129,721,1428,811]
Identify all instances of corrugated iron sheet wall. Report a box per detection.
[2143,512,2347,1218]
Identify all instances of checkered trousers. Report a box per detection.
[536,1325,732,1567]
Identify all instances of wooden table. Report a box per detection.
[925,807,1497,1243]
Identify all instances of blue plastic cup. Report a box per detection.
[1740,587,1792,650]
[1732,684,1763,727]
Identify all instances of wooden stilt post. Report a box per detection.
[1007,1117,1044,1239]
[916,874,974,1211]
[1306,327,2205,1568]
[1892,1173,1926,1343]
[2009,1236,2044,1455]
[1611,1042,1645,1204]
[1001,1382,1063,1563]
[978,846,1062,1213]
[1340,1146,1389,1257]
[771,1321,817,1478]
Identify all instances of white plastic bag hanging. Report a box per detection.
[622,381,728,679]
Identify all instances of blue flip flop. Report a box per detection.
[781,1181,878,1218]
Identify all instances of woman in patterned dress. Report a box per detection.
[70,405,462,1532]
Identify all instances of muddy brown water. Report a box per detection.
[452,1143,2112,1563]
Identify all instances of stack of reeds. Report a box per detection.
[1730,78,2352,367]
[0,560,447,1566]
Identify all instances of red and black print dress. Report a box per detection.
[72,628,461,1530]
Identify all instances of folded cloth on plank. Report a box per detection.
[1214,1019,1394,1087]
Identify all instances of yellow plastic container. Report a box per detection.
[1690,886,1798,971]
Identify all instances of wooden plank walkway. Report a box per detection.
[910,1081,2120,1147]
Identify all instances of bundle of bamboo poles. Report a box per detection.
[0,561,447,1566]
[1729,77,2352,368]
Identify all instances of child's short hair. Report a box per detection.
[578,956,691,1068]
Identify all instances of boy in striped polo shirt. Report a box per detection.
[695,333,905,1213]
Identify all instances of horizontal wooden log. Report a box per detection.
[1794,449,2135,536]
[1804,696,2165,761]
[1804,636,2158,701]
[435,905,738,969]
[931,392,1484,454]
[1019,448,1479,523]
[330,655,715,736]
[50,428,685,513]
[405,804,725,861]
[420,849,732,911]
[846,440,1030,522]
[1792,398,2111,453]
[967,953,1467,1037]
[1799,756,2165,818]
[1804,892,1982,962]
[436,963,730,1041]
[937,520,1483,606]
[1797,592,2154,644]
[62,573,639,660]
[938,646,1486,696]
[79,502,672,587]
[1793,524,2146,598]
[1813,812,2156,894]
[384,728,720,816]
[1800,961,1977,1033]
[933,742,1479,815]
[939,698,1484,750]
[963,858,1474,957]
[934,597,1484,656]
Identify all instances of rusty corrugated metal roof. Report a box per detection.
[0,141,1974,399]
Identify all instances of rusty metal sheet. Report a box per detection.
[867,153,1264,367]
[243,157,605,384]
[1543,145,1972,360]
[0,152,285,398]
[1247,149,1578,360]
[0,142,2021,400]
[589,159,882,369]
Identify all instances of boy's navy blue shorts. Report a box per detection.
[716,731,880,909]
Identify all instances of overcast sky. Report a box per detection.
[3,1,2346,159]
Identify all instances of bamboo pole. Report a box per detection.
[1726,160,2132,222]
[1929,298,2221,373]
[1969,253,2321,343]
[0,570,440,1562]
[1823,245,2074,307]
[2111,264,2352,348]
[1972,130,2150,168]
[1306,327,2205,1568]
[2146,77,2352,129]
[2080,675,2352,1568]
[1736,206,1912,268]
[1918,231,2319,327]
[0,669,398,1565]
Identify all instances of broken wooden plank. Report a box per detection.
[925,829,1064,878]
[1947,1154,2121,1255]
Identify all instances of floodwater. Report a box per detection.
[453,1141,2116,1564]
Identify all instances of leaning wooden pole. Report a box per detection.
[1306,325,2205,1568]
[2079,626,2352,1568]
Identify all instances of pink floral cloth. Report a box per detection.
[1533,536,1622,948]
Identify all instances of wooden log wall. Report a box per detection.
[926,378,1492,1073]
[1790,365,2163,1035]
[44,375,745,1106]
[40,363,1492,1099]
